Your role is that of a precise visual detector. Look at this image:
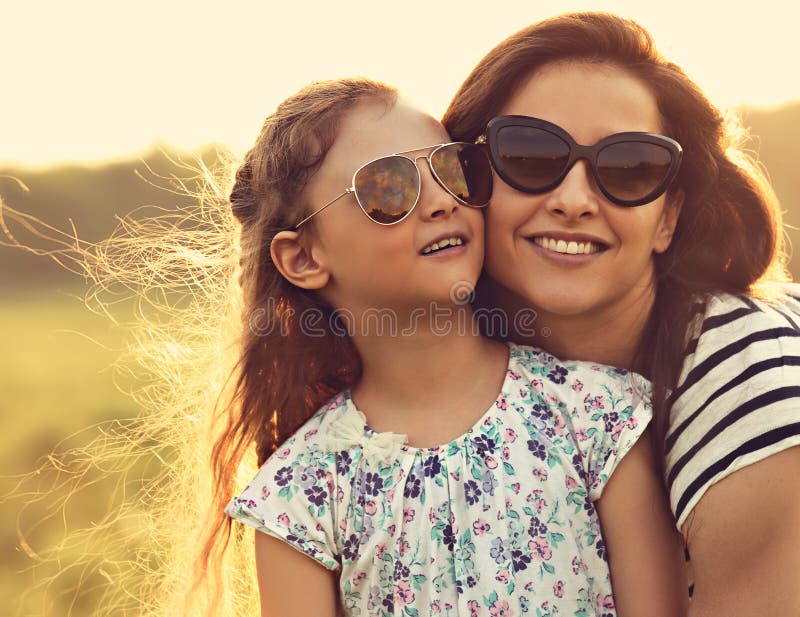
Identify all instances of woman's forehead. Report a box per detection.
[500,61,663,138]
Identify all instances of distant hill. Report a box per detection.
[1,102,800,286]
[0,147,226,288]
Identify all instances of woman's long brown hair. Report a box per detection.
[442,12,790,459]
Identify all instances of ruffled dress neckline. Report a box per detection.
[317,343,516,463]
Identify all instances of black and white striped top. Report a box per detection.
[664,284,800,529]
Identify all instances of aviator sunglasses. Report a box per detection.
[292,142,492,229]
[478,115,683,207]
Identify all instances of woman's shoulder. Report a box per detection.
[698,283,800,334]
[667,283,800,528]
[681,283,800,373]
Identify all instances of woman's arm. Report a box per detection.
[681,445,800,617]
[596,431,689,617]
[254,531,341,617]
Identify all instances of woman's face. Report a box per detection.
[484,61,681,320]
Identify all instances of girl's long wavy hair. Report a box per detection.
[198,77,396,613]
[0,77,395,616]
[442,12,791,454]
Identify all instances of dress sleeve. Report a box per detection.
[665,291,800,529]
[224,422,341,571]
[564,367,653,501]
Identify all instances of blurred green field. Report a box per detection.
[0,286,139,616]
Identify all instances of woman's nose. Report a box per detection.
[544,160,600,220]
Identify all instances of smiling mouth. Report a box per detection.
[530,236,607,255]
[420,236,466,255]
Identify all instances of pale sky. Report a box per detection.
[2,0,798,168]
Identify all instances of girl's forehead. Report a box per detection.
[306,100,448,199]
[336,100,449,161]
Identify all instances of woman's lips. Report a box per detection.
[526,235,609,266]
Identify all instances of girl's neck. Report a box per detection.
[486,279,654,370]
[348,305,509,439]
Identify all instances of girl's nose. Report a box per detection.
[415,156,459,221]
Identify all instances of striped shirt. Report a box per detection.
[665,284,800,529]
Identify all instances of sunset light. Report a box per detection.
[3,0,799,167]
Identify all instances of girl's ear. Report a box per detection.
[653,190,684,254]
[270,231,330,290]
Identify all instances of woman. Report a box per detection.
[443,12,800,616]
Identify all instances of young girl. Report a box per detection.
[442,12,800,616]
[219,77,686,616]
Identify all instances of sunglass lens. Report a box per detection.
[430,143,493,206]
[354,156,419,224]
[496,126,570,190]
[596,142,673,204]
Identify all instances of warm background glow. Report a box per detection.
[2,0,799,168]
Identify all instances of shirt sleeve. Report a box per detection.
[565,367,653,501]
[224,421,341,571]
[665,290,800,529]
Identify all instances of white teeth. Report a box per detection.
[422,236,464,254]
[533,236,602,255]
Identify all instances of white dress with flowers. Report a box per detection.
[226,343,651,617]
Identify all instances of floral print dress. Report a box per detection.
[226,343,652,616]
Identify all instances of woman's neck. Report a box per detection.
[483,279,654,370]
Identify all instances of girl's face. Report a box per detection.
[484,61,681,320]
[305,99,485,313]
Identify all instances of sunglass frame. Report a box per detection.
[480,115,683,207]
[292,142,491,230]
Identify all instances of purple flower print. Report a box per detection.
[353,468,367,494]
[464,480,482,505]
[482,470,499,496]
[528,517,547,538]
[604,411,620,433]
[296,465,318,488]
[343,533,360,561]
[274,466,293,487]
[570,453,587,484]
[336,451,352,476]
[403,473,421,499]
[442,523,457,550]
[367,586,381,610]
[359,516,375,544]
[596,538,607,560]
[512,548,532,572]
[422,455,442,478]
[471,434,497,457]
[304,484,327,507]
[364,471,384,496]
[546,364,568,385]
[529,403,550,419]
[393,560,410,581]
[490,537,510,564]
[527,439,547,461]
